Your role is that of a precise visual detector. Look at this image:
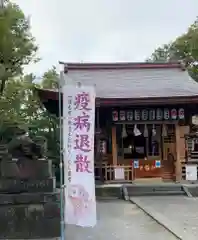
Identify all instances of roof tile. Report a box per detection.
[65,68,198,98]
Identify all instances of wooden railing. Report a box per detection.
[94,163,133,183]
[95,160,189,183]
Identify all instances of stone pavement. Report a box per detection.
[130,196,198,240]
[65,200,177,240]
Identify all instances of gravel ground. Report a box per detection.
[65,200,177,240]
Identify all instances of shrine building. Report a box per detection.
[36,62,198,183]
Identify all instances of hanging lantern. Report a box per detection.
[122,124,127,138]
[178,108,185,120]
[149,109,155,120]
[127,111,133,121]
[133,124,141,136]
[134,110,141,120]
[171,109,177,120]
[143,124,148,137]
[112,110,118,121]
[142,109,148,121]
[120,110,126,121]
[156,108,163,120]
[164,109,170,120]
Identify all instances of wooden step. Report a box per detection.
[134,177,163,183]
[123,184,186,197]
[162,172,174,181]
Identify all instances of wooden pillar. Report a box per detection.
[112,126,117,165]
[175,124,182,182]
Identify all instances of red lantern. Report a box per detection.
[112,111,118,121]
[178,108,185,120]
[171,109,177,120]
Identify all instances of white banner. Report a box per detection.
[63,84,96,227]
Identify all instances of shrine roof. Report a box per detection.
[36,62,198,108]
[57,62,198,99]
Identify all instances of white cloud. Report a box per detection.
[12,0,198,76]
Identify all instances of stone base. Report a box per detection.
[0,177,56,193]
[0,159,53,178]
[0,192,59,205]
[0,192,60,239]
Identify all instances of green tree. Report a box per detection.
[0,73,37,142]
[41,66,59,89]
[0,67,60,164]
[0,66,60,181]
[28,68,60,160]
[146,44,176,62]
[0,0,38,94]
[147,17,198,81]
[30,67,60,181]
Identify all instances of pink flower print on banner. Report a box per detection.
[68,184,90,219]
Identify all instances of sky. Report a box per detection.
[12,0,198,77]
